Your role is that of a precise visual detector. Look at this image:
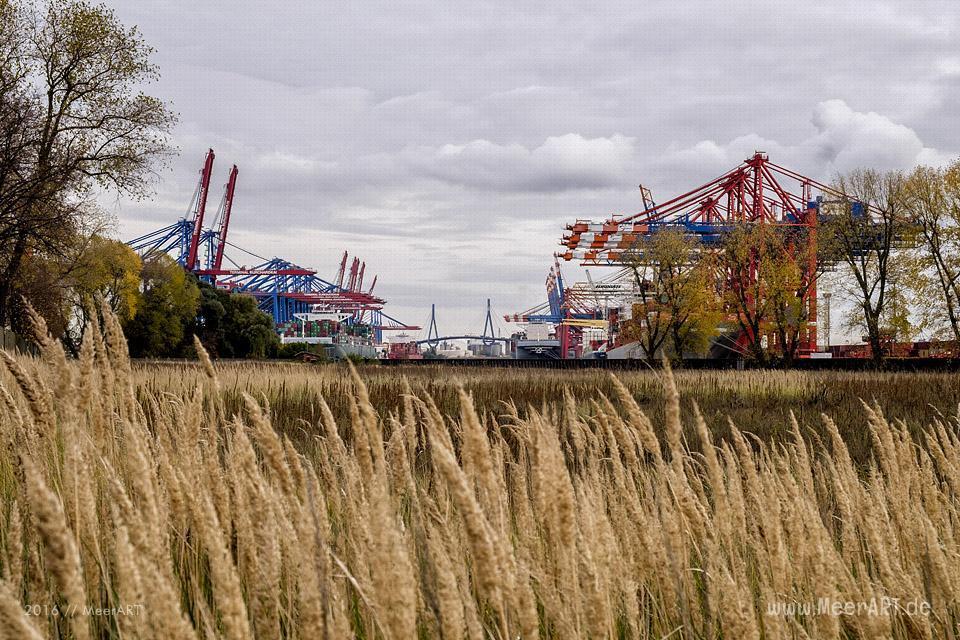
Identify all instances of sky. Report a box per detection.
[105,0,960,338]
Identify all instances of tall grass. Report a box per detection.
[0,313,958,638]
[136,360,960,467]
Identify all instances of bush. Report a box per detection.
[275,342,328,361]
[192,281,279,358]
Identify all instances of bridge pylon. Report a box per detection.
[481,298,496,345]
[425,304,441,351]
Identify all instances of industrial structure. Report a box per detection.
[504,258,610,359]
[554,152,868,358]
[127,149,418,352]
[127,149,921,363]
[404,301,512,358]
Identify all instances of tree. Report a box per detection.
[763,247,806,363]
[3,218,115,345]
[194,282,226,351]
[123,255,199,358]
[664,251,721,359]
[63,235,142,350]
[0,0,174,328]
[620,228,720,360]
[620,238,674,360]
[765,222,829,365]
[715,223,823,365]
[72,237,142,319]
[192,281,279,359]
[717,224,774,363]
[903,160,960,341]
[822,169,915,365]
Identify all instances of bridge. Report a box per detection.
[414,335,512,346]
[419,299,509,351]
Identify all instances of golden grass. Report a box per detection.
[135,360,960,468]
[0,317,958,638]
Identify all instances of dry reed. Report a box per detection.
[0,314,957,638]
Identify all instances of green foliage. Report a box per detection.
[0,231,143,351]
[26,233,145,353]
[344,353,375,364]
[193,281,279,359]
[122,255,199,358]
[275,341,328,360]
[119,269,280,360]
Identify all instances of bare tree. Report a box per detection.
[822,169,913,365]
[904,161,960,341]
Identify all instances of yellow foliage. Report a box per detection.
[72,236,143,321]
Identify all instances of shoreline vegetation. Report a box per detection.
[0,312,957,638]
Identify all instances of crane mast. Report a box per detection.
[127,149,419,335]
[186,149,215,271]
[212,164,238,275]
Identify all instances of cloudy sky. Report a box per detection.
[106,1,960,336]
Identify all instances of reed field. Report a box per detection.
[136,360,960,468]
[1,313,960,639]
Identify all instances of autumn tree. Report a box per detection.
[760,242,805,363]
[666,263,721,359]
[0,0,174,330]
[621,227,720,361]
[717,225,771,363]
[903,160,960,340]
[192,280,279,359]
[821,169,916,365]
[766,223,829,364]
[715,223,822,365]
[62,235,142,350]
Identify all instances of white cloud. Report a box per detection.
[938,58,960,77]
[806,100,925,172]
[405,133,637,191]
[254,152,337,174]
[658,100,953,185]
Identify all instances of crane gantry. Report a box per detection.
[127,150,418,337]
[557,152,881,356]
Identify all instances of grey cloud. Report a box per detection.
[104,1,959,335]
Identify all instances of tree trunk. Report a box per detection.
[923,229,960,341]
[0,229,29,326]
[671,326,683,364]
[864,308,884,367]
[746,319,767,365]
[941,277,960,341]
